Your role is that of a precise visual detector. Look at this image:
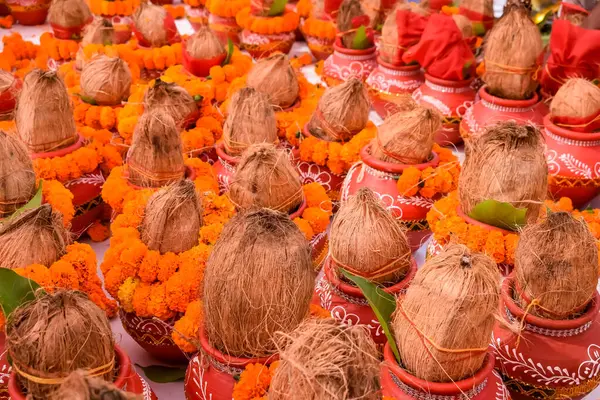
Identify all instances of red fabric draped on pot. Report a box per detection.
[491,276,600,400]
[458,6,494,33]
[323,38,377,86]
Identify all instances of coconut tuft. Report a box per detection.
[380,4,429,65]
[0,131,37,218]
[0,204,70,269]
[246,54,300,109]
[307,78,370,142]
[203,208,314,357]
[186,25,225,59]
[127,110,185,188]
[483,3,543,100]
[48,0,92,28]
[393,244,500,382]
[6,290,115,400]
[229,143,303,214]
[140,180,202,254]
[143,79,198,129]
[460,0,493,19]
[57,370,142,400]
[550,78,600,126]
[80,55,132,106]
[270,318,380,400]
[222,87,278,157]
[459,121,547,224]
[81,18,115,47]
[515,212,599,319]
[452,14,474,38]
[371,104,441,164]
[16,69,78,153]
[337,0,365,48]
[133,2,170,47]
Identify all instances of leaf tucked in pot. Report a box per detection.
[468,199,527,231]
[0,268,42,317]
[136,364,187,383]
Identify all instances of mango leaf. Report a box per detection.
[0,269,42,318]
[222,38,234,66]
[5,182,43,223]
[462,60,473,79]
[75,93,98,105]
[472,22,485,36]
[352,26,370,50]
[341,269,401,363]
[468,199,527,231]
[268,0,288,16]
[136,364,187,383]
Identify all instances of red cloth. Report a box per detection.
[402,14,476,81]
[540,19,600,96]
[381,9,428,65]
[428,0,452,11]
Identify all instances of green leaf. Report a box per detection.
[193,94,203,102]
[268,0,288,16]
[136,364,187,383]
[6,182,43,223]
[341,269,401,363]
[222,38,234,66]
[351,26,370,50]
[0,269,42,318]
[468,199,527,231]
[75,93,98,105]
[472,22,485,36]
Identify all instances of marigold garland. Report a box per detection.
[293,182,333,239]
[0,15,14,29]
[172,299,203,352]
[42,179,75,227]
[74,100,122,131]
[206,0,249,18]
[40,32,79,62]
[302,17,336,40]
[89,0,141,16]
[183,0,206,7]
[232,361,280,400]
[296,0,311,18]
[236,7,300,34]
[164,4,186,19]
[309,303,331,319]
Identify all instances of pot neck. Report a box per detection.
[479,86,539,112]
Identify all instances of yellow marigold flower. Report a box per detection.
[118,277,139,313]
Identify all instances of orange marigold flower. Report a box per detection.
[147,282,176,321]
[309,303,331,319]
[87,222,110,242]
[302,182,331,212]
[504,233,518,266]
[157,252,181,282]
[293,217,314,240]
[138,250,161,283]
[484,230,506,264]
[232,363,274,400]
[132,282,153,317]
[302,207,330,234]
[14,264,52,288]
[397,167,421,197]
[172,300,203,352]
[49,260,80,290]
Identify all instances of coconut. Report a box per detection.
[229,143,303,214]
[460,0,493,20]
[126,110,185,188]
[48,0,92,28]
[393,244,500,382]
[550,78,600,130]
[307,78,370,142]
[222,87,278,157]
[515,212,599,320]
[6,290,115,400]
[57,370,141,400]
[483,2,543,100]
[203,208,314,357]
[80,55,132,106]
[337,0,365,49]
[133,2,171,47]
[186,25,226,59]
[371,104,441,164]
[269,318,380,400]
[459,121,547,224]
[81,18,114,47]
[16,69,78,154]
[246,54,300,109]
[380,4,429,65]
[363,0,385,30]
[0,131,37,217]
[143,79,198,129]
[452,14,474,38]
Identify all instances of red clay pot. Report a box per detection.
[491,276,600,400]
[461,86,548,141]
[0,77,21,120]
[0,334,7,400]
[340,143,439,251]
[50,17,92,40]
[106,15,133,44]
[315,257,417,345]
[133,13,180,47]
[6,0,50,25]
[208,13,241,46]
[0,1,9,16]
[366,59,424,119]
[305,33,335,61]
[413,74,476,146]
[184,328,278,400]
[323,39,377,86]
[187,6,208,31]
[381,344,510,399]
[182,40,226,78]
[544,115,600,208]
[151,0,172,4]
[240,29,295,59]
[214,140,238,194]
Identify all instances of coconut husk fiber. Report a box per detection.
[452,14,474,38]
[459,121,547,224]
[16,69,78,154]
[307,78,370,142]
[0,131,37,217]
[246,54,299,109]
[460,0,493,18]
[140,180,202,254]
[0,204,70,269]
[483,2,543,100]
[550,78,600,126]
[143,79,198,129]
[371,104,441,164]
[203,208,314,358]
[228,143,303,214]
[133,2,170,47]
[515,212,599,320]
[330,188,411,284]
[186,25,225,59]
[392,244,501,382]
[6,290,115,400]
[222,87,278,157]
[269,318,380,400]
[337,0,365,48]
[57,370,142,400]
[80,55,132,106]
[126,110,185,188]
[81,18,115,47]
[48,0,92,28]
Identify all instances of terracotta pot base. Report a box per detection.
[240,30,295,59]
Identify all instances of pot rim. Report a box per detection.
[376,57,421,72]
[359,142,440,174]
[544,114,600,142]
[333,38,376,56]
[30,133,84,160]
[199,326,278,367]
[215,140,240,165]
[479,85,540,108]
[424,73,473,88]
[288,196,307,219]
[456,206,514,235]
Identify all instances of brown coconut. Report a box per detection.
[0,204,70,269]
[229,143,303,214]
[460,0,493,19]
[143,79,198,129]
[330,188,411,283]
[393,244,501,382]
[371,104,441,164]
[48,0,92,28]
[127,110,185,188]
[186,25,225,59]
[222,87,278,157]
[0,70,18,120]
[133,2,170,47]
[81,18,115,47]
[380,4,429,65]
[483,2,543,100]
[270,318,380,400]
[550,78,600,125]
[203,208,314,357]
[57,370,141,400]
[16,69,78,153]
[80,55,132,106]
[140,180,202,254]
[452,14,475,38]
[0,131,37,217]
[337,0,365,49]
[515,212,599,319]
[6,290,115,400]
[307,78,370,142]
[459,121,547,224]
[246,54,300,109]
